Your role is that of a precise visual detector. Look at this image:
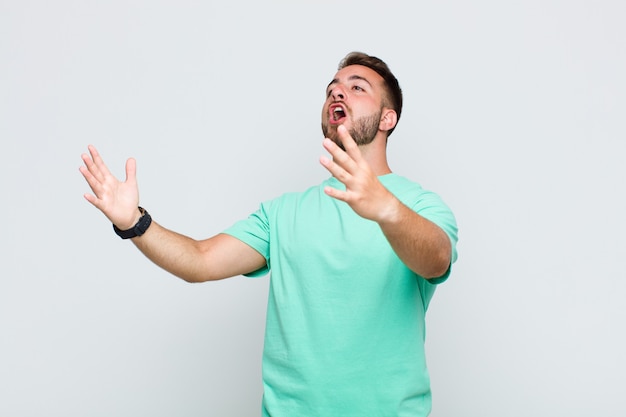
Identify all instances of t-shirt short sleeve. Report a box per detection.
[384,175,458,285]
[222,203,272,278]
[412,191,458,284]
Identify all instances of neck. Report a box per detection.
[358,135,392,176]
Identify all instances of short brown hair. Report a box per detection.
[338,52,403,136]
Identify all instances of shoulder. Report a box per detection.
[259,180,329,211]
[384,174,455,218]
[381,174,432,203]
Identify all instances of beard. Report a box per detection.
[322,110,382,150]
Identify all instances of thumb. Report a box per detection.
[125,157,137,183]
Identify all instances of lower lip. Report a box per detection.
[329,115,346,125]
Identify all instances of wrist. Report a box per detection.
[113,207,152,239]
[376,194,403,225]
[113,208,142,231]
[128,207,143,229]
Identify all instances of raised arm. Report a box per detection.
[79,145,266,282]
[319,126,451,279]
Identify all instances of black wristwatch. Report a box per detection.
[113,207,152,239]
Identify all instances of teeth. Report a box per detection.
[332,107,345,121]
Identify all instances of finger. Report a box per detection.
[322,138,358,174]
[125,158,137,184]
[79,165,103,209]
[319,153,351,183]
[88,145,113,180]
[81,148,107,184]
[79,163,104,198]
[81,151,103,183]
[337,125,363,163]
[83,191,99,207]
[323,185,348,202]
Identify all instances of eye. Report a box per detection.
[352,85,365,92]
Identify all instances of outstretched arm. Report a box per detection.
[319,126,451,279]
[79,145,266,282]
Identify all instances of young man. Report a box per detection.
[80,52,458,416]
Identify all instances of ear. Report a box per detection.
[379,108,398,133]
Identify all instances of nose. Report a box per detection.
[330,85,346,101]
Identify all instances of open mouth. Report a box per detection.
[329,105,346,124]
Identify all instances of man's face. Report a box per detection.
[321,65,386,148]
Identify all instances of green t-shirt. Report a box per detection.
[224,174,458,417]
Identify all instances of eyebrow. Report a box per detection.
[326,74,373,90]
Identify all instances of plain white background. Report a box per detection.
[1,1,624,416]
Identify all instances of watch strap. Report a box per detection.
[113,207,152,239]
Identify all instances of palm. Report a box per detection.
[80,145,140,229]
[320,126,395,222]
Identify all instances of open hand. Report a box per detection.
[319,125,398,223]
[79,145,141,230]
